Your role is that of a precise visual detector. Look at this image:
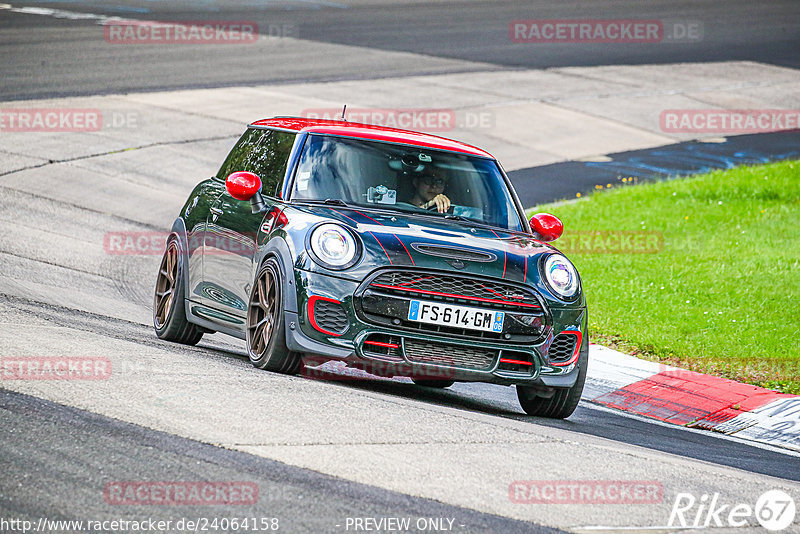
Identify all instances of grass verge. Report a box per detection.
[530,160,800,394]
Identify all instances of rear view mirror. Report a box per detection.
[529,213,563,242]
[225,171,261,200]
[226,171,266,213]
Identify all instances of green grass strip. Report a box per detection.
[530,160,800,394]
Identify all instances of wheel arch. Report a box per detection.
[254,236,299,315]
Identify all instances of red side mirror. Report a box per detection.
[529,213,563,242]
[226,171,262,201]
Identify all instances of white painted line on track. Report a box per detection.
[574,526,697,531]
[1,1,346,26]
[4,5,125,23]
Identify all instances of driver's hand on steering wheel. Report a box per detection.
[423,194,451,213]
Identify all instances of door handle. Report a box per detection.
[209,207,223,222]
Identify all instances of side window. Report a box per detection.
[217,128,296,197]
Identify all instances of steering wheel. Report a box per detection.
[427,203,454,214]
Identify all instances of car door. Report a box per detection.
[200,127,297,322]
[184,178,225,306]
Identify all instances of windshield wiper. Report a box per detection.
[449,217,496,230]
[408,210,492,229]
[295,198,349,207]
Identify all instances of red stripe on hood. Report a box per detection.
[351,209,415,266]
[489,228,507,279]
[328,207,393,265]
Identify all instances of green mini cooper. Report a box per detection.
[154,117,587,418]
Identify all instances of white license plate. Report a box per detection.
[407,300,504,333]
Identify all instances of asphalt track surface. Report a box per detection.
[510,130,800,206]
[0,389,560,534]
[2,1,800,532]
[1,293,798,531]
[1,0,799,100]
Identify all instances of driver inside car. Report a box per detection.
[408,168,451,213]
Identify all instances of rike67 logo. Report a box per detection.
[669,490,796,531]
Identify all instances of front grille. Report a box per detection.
[394,318,505,340]
[313,299,349,335]
[357,270,547,343]
[404,339,496,370]
[369,271,541,310]
[549,332,578,363]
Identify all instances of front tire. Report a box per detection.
[516,336,588,418]
[246,258,302,374]
[153,237,204,345]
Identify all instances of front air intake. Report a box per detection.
[549,331,581,366]
[404,339,496,370]
[309,297,349,336]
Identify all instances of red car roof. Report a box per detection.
[250,117,494,158]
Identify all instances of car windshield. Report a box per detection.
[290,134,524,231]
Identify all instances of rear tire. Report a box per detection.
[153,237,204,345]
[246,259,302,375]
[517,335,588,418]
[412,379,455,388]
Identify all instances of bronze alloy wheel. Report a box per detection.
[246,260,301,374]
[152,237,203,345]
[248,266,278,357]
[154,239,179,329]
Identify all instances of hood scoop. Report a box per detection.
[411,243,497,263]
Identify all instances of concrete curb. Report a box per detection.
[586,344,800,452]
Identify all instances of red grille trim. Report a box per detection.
[550,330,582,367]
[370,283,541,309]
[307,296,345,337]
[499,358,533,366]
[364,340,400,349]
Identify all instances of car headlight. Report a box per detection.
[308,223,359,269]
[543,254,579,299]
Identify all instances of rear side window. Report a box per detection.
[217,128,296,197]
